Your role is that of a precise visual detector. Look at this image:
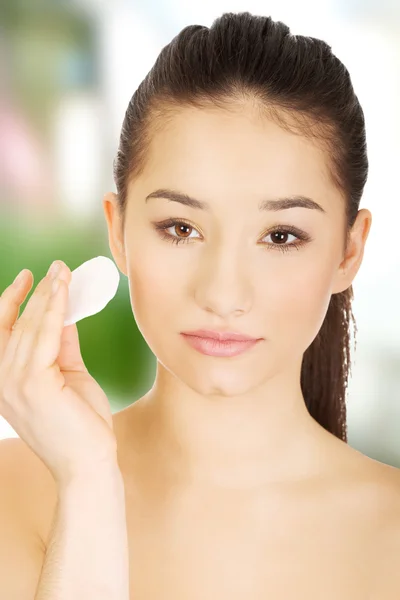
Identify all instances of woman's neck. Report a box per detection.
[124,367,333,490]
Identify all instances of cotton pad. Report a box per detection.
[63,256,120,327]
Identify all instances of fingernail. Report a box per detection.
[13,270,27,287]
[48,261,61,280]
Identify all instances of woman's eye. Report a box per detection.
[153,219,311,253]
[154,220,201,245]
[260,227,311,253]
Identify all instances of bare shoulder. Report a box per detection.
[362,454,400,596]
[339,445,400,594]
[331,439,400,516]
[361,452,400,538]
[0,437,58,551]
[352,448,400,509]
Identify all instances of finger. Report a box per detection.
[30,276,70,373]
[5,269,55,373]
[9,260,67,373]
[0,270,33,360]
[17,262,72,374]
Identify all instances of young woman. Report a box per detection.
[0,11,398,600]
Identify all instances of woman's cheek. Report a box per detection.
[264,260,335,355]
[127,255,180,332]
[289,267,335,348]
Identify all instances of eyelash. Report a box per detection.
[152,218,312,254]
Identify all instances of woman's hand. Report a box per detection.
[0,261,119,487]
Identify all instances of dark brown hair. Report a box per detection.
[113,12,368,442]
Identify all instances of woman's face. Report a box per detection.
[105,106,370,398]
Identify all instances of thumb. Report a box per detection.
[57,322,88,374]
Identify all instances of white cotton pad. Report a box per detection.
[63,256,121,327]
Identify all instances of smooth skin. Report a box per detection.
[105,103,372,488]
[0,104,399,599]
[0,263,128,598]
[0,262,117,486]
[103,104,400,598]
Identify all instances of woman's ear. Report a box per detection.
[103,192,127,276]
[331,208,372,294]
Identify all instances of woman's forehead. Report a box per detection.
[143,106,333,189]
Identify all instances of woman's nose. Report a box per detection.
[193,251,253,318]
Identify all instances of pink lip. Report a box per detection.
[181,333,262,357]
[181,329,259,342]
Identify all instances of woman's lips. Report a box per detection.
[180,333,261,357]
[181,329,259,342]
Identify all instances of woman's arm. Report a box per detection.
[34,464,130,600]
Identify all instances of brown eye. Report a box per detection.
[269,231,291,245]
[153,218,311,252]
[260,225,311,254]
[153,218,201,245]
[174,223,192,238]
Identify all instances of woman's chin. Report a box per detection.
[151,340,271,398]
[176,366,265,399]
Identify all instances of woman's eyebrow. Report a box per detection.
[145,188,326,214]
